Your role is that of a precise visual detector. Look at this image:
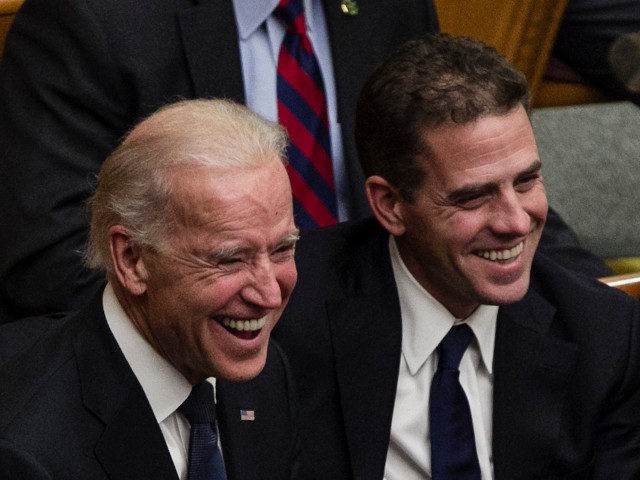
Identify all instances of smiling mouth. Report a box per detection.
[475,241,524,262]
[219,317,266,340]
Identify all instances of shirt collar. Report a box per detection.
[102,283,216,423]
[389,236,497,376]
[232,0,317,40]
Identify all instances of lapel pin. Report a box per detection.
[240,409,255,421]
[340,0,359,16]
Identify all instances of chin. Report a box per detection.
[213,353,269,383]
[482,279,531,306]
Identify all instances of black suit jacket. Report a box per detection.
[0,0,439,322]
[0,293,299,480]
[273,218,640,479]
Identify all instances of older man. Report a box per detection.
[274,34,640,479]
[0,99,300,480]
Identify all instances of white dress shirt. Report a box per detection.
[103,283,217,480]
[384,237,498,480]
[232,0,348,221]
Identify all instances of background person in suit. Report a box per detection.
[553,0,640,105]
[273,34,640,479]
[0,0,439,322]
[0,0,607,324]
[0,99,301,480]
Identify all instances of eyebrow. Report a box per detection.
[207,230,300,261]
[447,159,542,203]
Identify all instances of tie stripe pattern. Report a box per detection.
[275,0,338,227]
[179,382,227,480]
[429,324,481,479]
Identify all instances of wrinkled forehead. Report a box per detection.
[163,161,293,237]
[418,106,537,174]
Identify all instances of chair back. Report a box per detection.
[0,0,22,60]
[434,0,568,105]
[531,102,640,261]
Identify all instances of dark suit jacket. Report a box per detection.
[0,293,300,480]
[0,0,439,322]
[273,218,640,479]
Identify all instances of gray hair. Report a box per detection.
[85,98,288,271]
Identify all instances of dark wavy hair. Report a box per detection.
[355,33,530,201]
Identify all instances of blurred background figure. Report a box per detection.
[0,0,438,322]
[552,0,640,105]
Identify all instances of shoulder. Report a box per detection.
[528,252,640,358]
[0,315,61,366]
[0,439,52,480]
[295,218,389,280]
[0,317,90,474]
[0,296,108,435]
[531,251,638,316]
[0,315,83,431]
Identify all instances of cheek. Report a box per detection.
[193,278,245,311]
[524,187,548,222]
[277,262,298,299]
[442,213,488,247]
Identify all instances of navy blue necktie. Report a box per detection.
[179,382,227,480]
[275,0,338,228]
[429,324,481,479]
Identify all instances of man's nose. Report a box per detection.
[242,260,282,309]
[489,189,531,237]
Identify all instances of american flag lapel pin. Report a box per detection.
[240,409,255,421]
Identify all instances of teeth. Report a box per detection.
[477,242,523,261]
[221,317,266,332]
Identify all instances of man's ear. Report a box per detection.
[365,175,407,236]
[109,225,149,296]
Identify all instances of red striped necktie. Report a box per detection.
[275,0,338,228]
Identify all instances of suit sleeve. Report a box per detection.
[0,0,129,322]
[591,298,640,477]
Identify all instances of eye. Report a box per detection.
[217,257,243,265]
[454,192,488,210]
[210,253,248,272]
[271,243,296,262]
[514,173,541,192]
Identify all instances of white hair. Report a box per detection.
[84,98,288,271]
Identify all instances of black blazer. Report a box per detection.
[274,218,640,479]
[0,0,439,322]
[0,293,299,480]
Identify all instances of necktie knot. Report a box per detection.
[437,324,474,371]
[179,382,216,425]
[275,0,306,34]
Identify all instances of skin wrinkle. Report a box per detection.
[393,105,547,319]
[114,160,298,384]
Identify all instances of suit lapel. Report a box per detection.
[322,1,438,219]
[322,0,389,219]
[492,288,578,479]
[328,232,402,480]
[322,0,384,126]
[215,342,296,480]
[177,0,245,101]
[73,298,178,480]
